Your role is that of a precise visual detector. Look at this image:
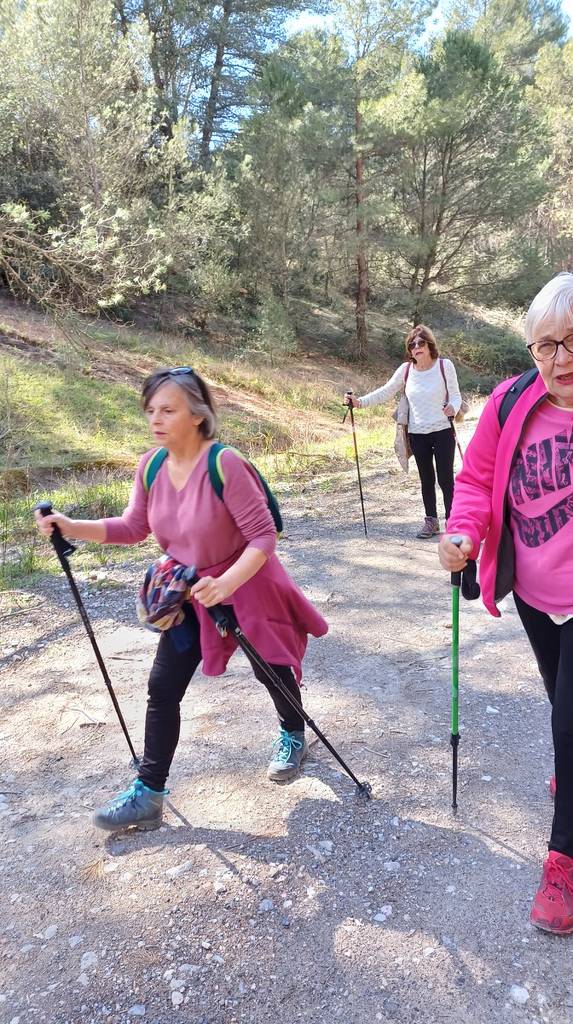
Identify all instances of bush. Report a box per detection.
[246,294,298,365]
[445,327,530,379]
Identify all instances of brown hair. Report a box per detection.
[404,324,439,363]
[141,368,218,439]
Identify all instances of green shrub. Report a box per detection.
[246,294,298,365]
[445,327,530,379]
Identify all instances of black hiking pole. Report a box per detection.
[35,501,140,765]
[343,391,368,537]
[189,573,372,800]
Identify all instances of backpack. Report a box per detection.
[497,367,539,429]
[142,443,283,535]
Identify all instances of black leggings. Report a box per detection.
[137,610,304,792]
[514,592,573,857]
[408,427,456,520]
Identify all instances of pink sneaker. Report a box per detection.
[549,775,557,800]
[531,851,573,935]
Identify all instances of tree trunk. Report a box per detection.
[142,0,174,138]
[113,1,129,36]
[200,0,232,168]
[354,106,369,362]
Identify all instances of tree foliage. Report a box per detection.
[0,0,571,359]
[375,32,545,315]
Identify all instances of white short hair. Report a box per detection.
[525,273,573,344]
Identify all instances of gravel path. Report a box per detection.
[1,437,570,1024]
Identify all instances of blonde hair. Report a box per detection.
[525,273,573,345]
[141,369,218,439]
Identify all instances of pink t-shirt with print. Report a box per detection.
[509,399,573,614]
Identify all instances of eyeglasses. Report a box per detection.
[408,339,427,350]
[528,336,573,362]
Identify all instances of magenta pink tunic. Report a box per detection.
[102,445,328,680]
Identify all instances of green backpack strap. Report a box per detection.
[207,443,283,535]
[142,447,169,492]
[207,442,229,501]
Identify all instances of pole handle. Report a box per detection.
[184,570,231,637]
[449,533,463,588]
[35,501,76,559]
[342,390,353,425]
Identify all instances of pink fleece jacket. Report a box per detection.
[447,372,548,617]
[102,445,328,679]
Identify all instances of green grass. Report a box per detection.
[0,355,149,471]
[0,408,393,587]
[0,473,158,586]
[0,284,530,587]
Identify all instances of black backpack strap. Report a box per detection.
[497,368,539,430]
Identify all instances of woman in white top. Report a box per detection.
[346,324,462,538]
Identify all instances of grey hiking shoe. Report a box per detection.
[92,779,167,833]
[267,728,308,782]
[416,516,440,539]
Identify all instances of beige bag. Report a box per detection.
[391,365,412,472]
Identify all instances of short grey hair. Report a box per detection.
[525,273,573,345]
[141,369,218,439]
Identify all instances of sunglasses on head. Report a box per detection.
[163,366,195,377]
[408,338,427,350]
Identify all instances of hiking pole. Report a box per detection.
[343,391,368,537]
[190,576,372,800]
[449,534,464,813]
[35,501,140,765]
[449,417,465,463]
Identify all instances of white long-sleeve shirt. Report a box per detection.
[359,359,462,434]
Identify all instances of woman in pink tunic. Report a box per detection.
[36,367,328,832]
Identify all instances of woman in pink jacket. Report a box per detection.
[36,367,328,833]
[439,273,573,935]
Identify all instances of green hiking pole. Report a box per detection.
[450,535,463,813]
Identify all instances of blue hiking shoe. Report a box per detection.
[92,779,168,833]
[267,728,308,782]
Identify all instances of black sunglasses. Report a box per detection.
[408,339,427,350]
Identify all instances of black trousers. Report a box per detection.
[408,427,456,520]
[514,592,573,857]
[137,610,304,792]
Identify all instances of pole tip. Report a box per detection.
[357,781,373,800]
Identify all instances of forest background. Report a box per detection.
[2,0,573,581]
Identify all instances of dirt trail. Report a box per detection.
[1,434,570,1024]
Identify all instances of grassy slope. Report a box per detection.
[0,291,529,585]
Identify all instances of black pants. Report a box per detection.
[408,427,456,520]
[514,592,573,857]
[137,611,304,792]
